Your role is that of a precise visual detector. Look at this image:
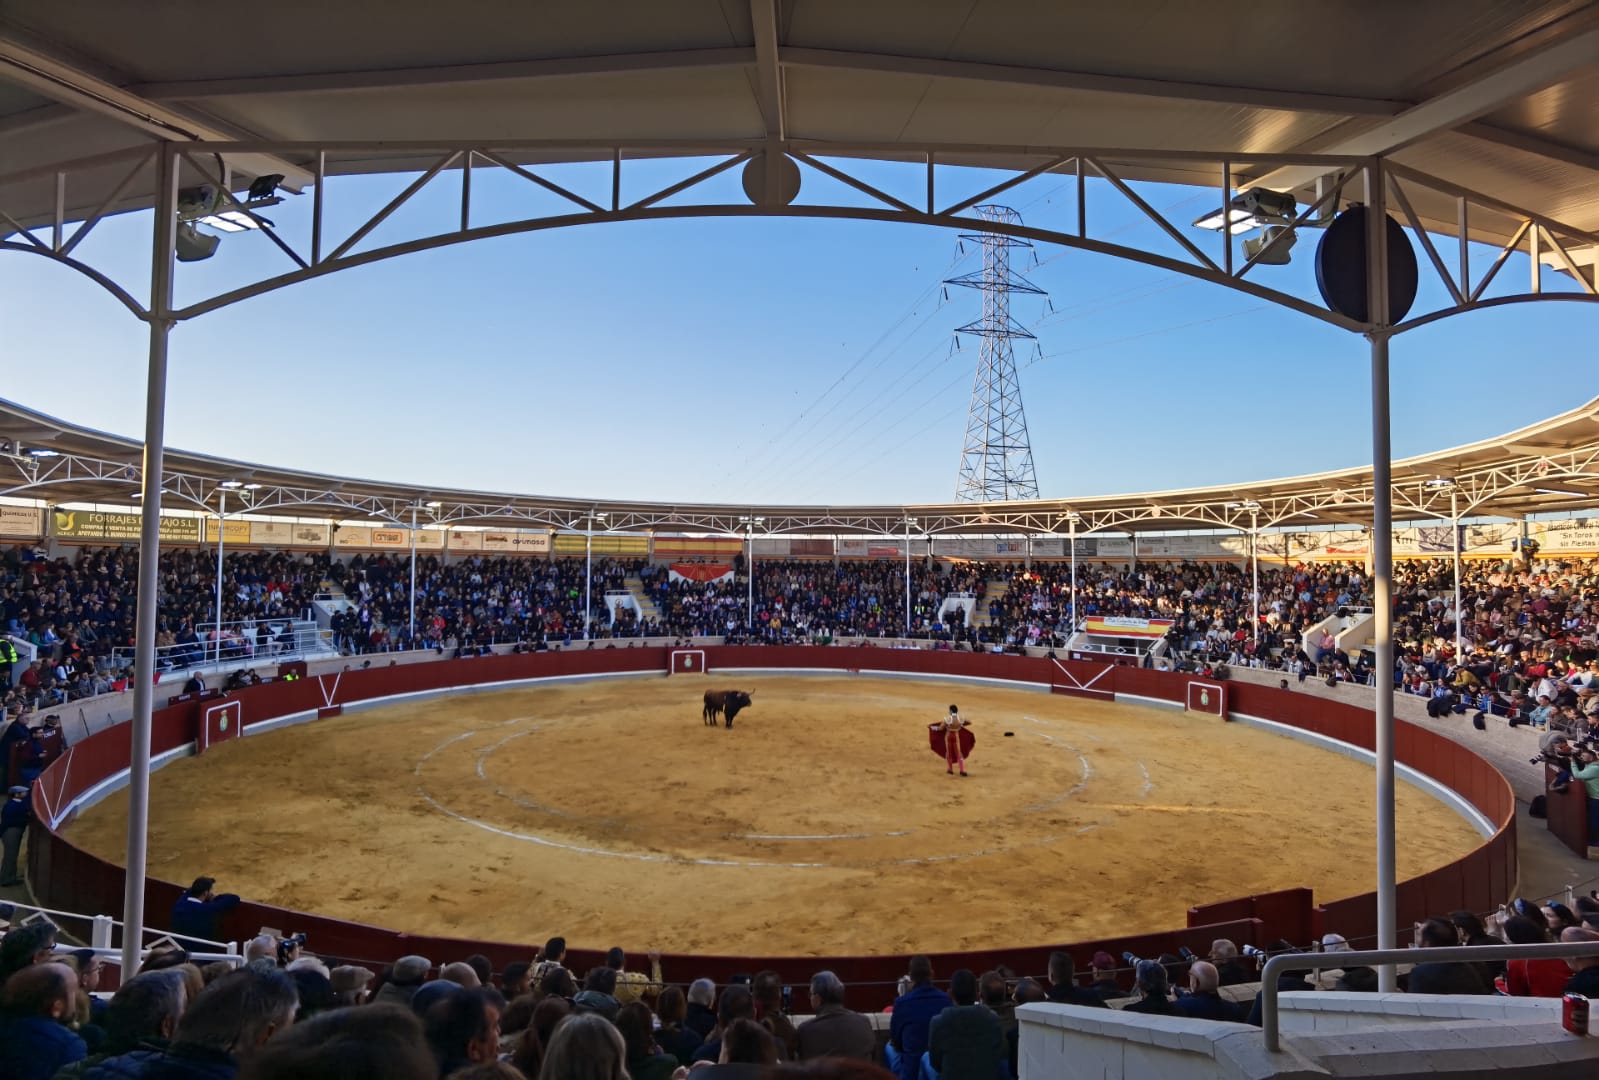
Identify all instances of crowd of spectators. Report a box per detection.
[1,893,1596,1080]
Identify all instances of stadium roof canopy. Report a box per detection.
[2,395,1595,538]
[6,0,1599,321]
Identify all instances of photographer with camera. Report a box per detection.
[1569,741,1599,841]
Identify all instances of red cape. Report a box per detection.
[927,723,976,759]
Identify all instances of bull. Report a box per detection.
[703,689,753,729]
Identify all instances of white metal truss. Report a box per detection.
[6,141,1599,341]
[2,431,1594,543]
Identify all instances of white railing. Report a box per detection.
[112,619,333,674]
[7,899,238,960]
[1260,942,1599,1051]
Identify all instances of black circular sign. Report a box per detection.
[1314,206,1419,324]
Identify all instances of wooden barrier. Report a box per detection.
[1545,763,1591,858]
[26,647,1517,1001]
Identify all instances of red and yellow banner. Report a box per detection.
[670,562,735,583]
[655,536,744,557]
[1080,616,1173,638]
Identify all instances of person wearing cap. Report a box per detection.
[1087,952,1120,1001]
[373,955,432,1009]
[1,782,30,886]
[1207,940,1250,987]
[169,876,241,945]
[330,965,375,1006]
[1121,961,1176,1016]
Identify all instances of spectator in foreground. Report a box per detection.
[1501,915,1570,997]
[684,978,719,1040]
[0,961,86,1080]
[927,968,1004,1080]
[752,969,797,1061]
[508,995,572,1079]
[0,920,56,985]
[537,1012,628,1080]
[796,970,875,1062]
[234,1003,436,1080]
[1172,961,1242,1022]
[1086,952,1121,1000]
[373,956,432,1009]
[887,956,949,1080]
[1121,960,1176,1016]
[702,1017,779,1077]
[653,985,704,1065]
[85,966,299,1077]
[1562,927,1599,997]
[1406,918,1488,995]
[694,983,756,1065]
[56,968,187,1079]
[424,986,502,1076]
[1208,940,1250,987]
[573,966,622,1021]
[615,1000,679,1080]
[1044,951,1107,1008]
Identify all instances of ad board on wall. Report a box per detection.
[0,505,42,538]
[203,520,252,544]
[53,509,200,543]
[1534,518,1599,553]
[248,520,332,547]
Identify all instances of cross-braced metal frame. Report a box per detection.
[4,140,1598,988]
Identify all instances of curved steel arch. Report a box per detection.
[1392,291,1599,335]
[0,241,150,321]
[168,201,1367,330]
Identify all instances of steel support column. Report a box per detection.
[123,143,177,979]
[213,488,227,664]
[1068,515,1078,634]
[1366,158,1398,992]
[408,504,418,645]
[1451,488,1462,659]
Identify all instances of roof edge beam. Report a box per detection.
[778,47,1404,117]
[749,1,785,140]
[0,36,312,192]
[1252,26,1599,191]
[129,47,756,100]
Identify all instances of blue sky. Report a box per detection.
[2,158,1595,506]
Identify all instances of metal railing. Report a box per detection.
[112,620,332,673]
[1260,942,1599,1051]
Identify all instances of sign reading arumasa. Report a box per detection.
[1080,616,1173,638]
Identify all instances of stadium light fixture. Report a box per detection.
[218,480,244,489]
[22,447,59,458]
[243,483,263,491]
[1193,187,1297,233]
[1424,477,1456,489]
[424,500,442,509]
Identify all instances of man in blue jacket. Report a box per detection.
[0,961,87,1079]
[887,956,950,1080]
[169,877,241,946]
[2,783,31,886]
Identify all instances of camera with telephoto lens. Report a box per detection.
[1178,947,1197,962]
[1241,945,1267,961]
[277,933,307,963]
[1121,952,1142,966]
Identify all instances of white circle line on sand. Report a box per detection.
[416,720,1101,868]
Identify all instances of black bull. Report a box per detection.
[702,689,753,729]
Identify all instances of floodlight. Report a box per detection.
[23,447,59,458]
[198,211,270,232]
[424,501,442,509]
[175,222,220,262]
[242,483,263,491]
[219,480,244,489]
[1243,225,1296,265]
[1424,478,1456,489]
[1192,208,1257,235]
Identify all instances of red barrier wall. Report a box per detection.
[1545,763,1590,858]
[27,648,1516,1001]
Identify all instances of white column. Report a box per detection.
[1069,516,1078,634]
[1251,509,1260,649]
[124,142,178,979]
[585,520,593,640]
[408,504,418,646]
[904,519,912,635]
[1451,488,1463,660]
[1366,160,1398,992]
[213,488,227,664]
[746,522,755,631]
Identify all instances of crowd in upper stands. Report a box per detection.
[1,885,1597,1080]
[4,540,1599,731]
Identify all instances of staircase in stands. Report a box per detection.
[971,577,1008,628]
[624,574,661,624]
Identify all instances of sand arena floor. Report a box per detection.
[66,675,1484,957]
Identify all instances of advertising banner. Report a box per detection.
[0,505,42,538]
[248,520,331,547]
[447,530,483,552]
[655,536,743,558]
[669,563,735,583]
[1134,535,1248,560]
[333,525,371,548]
[1081,616,1173,638]
[203,520,253,544]
[482,531,553,554]
[1534,518,1599,554]
[1069,536,1132,558]
[53,509,200,543]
